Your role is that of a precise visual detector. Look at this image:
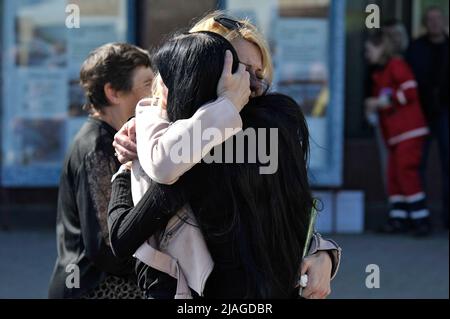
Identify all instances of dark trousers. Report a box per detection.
[421,108,449,228]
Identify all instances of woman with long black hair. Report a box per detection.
[108,31,324,298]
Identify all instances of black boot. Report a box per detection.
[379,218,409,234]
[411,217,432,237]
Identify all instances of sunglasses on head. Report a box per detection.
[213,15,244,30]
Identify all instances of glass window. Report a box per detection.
[225,0,346,186]
[1,0,132,186]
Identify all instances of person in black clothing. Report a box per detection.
[406,6,449,231]
[48,43,154,298]
[108,32,318,298]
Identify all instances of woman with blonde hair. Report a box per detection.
[111,11,341,298]
[190,11,273,91]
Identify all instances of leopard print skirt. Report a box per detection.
[81,276,145,299]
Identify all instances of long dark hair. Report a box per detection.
[153,31,239,121]
[189,95,313,298]
[153,32,313,298]
[238,94,313,297]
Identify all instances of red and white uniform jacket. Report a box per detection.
[372,58,429,146]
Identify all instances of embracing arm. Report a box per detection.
[135,96,243,185]
[298,232,342,299]
[107,167,189,259]
[307,232,341,280]
[113,50,250,179]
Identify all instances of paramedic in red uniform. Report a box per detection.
[364,31,431,237]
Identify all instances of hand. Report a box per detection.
[365,97,380,114]
[113,118,138,164]
[151,74,168,110]
[123,161,133,171]
[217,50,251,112]
[299,251,332,299]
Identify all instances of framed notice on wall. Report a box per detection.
[1,0,134,187]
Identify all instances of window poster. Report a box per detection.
[224,0,346,186]
[1,0,131,186]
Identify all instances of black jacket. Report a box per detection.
[406,35,449,121]
[48,118,135,298]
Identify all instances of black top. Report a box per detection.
[48,118,136,299]
[108,170,299,299]
[406,35,449,121]
[108,169,189,299]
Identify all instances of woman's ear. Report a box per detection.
[104,83,121,106]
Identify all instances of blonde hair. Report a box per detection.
[189,10,273,83]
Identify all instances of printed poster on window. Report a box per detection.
[225,0,346,186]
[1,0,130,186]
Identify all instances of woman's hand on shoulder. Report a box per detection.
[113,118,138,164]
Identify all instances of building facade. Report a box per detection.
[1,0,448,231]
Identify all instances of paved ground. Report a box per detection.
[328,232,449,299]
[0,229,448,299]
[0,229,56,298]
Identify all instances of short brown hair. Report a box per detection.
[80,43,152,114]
